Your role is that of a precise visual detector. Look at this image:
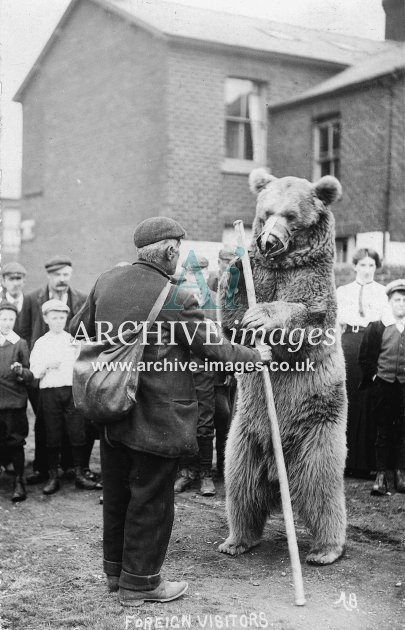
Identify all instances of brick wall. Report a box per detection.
[165,41,338,240]
[269,78,405,242]
[19,0,167,292]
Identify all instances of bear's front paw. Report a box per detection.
[306,545,345,565]
[218,537,261,556]
[242,304,279,331]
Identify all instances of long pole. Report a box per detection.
[233,220,306,607]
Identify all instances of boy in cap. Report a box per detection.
[359,279,405,495]
[29,300,96,494]
[1,262,31,340]
[0,302,33,501]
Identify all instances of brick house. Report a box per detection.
[12,0,404,289]
[269,43,405,265]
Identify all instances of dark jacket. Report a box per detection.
[0,290,32,341]
[70,262,261,458]
[358,320,385,390]
[0,338,33,409]
[25,285,87,349]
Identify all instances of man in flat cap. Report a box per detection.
[359,278,405,496]
[1,262,32,340]
[25,256,88,485]
[70,216,271,607]
[207,245,236,293]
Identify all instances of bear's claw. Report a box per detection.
[218,537,261,556]
[306,545,345,565]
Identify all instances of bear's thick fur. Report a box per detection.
[218,169,347,565]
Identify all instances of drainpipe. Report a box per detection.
[383,75,395,258]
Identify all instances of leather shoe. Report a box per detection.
[106,575,119,592]
[394,469,405,493]
[12,476,27,502]
[75,467,97,490]
[200,473,216,496]
[43,469,60,495]
[119,580,188,606]
[26,470,49,485]
[371,471,388,496]
[174,469,195,493]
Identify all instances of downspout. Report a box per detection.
[383,75,395,257]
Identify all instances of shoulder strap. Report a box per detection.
[144,282,171,329]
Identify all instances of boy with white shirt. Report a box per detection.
[359,279,405,495]
[30,299,95,495]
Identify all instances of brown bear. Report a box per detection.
[218,168,347,565]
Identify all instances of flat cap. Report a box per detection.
[0,301,18,315]
[181,255,209,270]
[386,279,405,297]
[45,256,73,273]
[1,262,27,277]
[134,217,186,248]
[41,299,70,315]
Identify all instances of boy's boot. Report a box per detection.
[174,468,195,493]
[12,476,27,502]
[75,466,98,490]
[200,471,216,496]
[394,469,405,493]
[197,436,216,496]
[371,471,388,496]
[43,468,60,495]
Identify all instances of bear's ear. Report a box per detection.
[313,176,342,205]
[249,168,276,195]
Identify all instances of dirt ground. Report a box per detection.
[0,413,404,630]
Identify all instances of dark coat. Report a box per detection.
[358,320,385,390]
[0,338,33,409]
[70,261,261,458]
[0,290,32,341]
[25,285,87,349]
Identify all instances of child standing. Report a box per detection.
[29,299,96,495]
[359,279,405,495]
[0,302,33,502]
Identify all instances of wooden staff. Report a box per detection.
[233,219,306,607]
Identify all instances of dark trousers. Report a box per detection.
[371,377,405,471]
[41,387,86,469]
[213,384,231,475]
[100,434,178,591]
[29,386,74,474]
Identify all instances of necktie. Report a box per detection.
[358,284,365,317]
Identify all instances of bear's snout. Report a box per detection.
[257,215,291,258]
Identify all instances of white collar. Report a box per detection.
[0,330,20,344]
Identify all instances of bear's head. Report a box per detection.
[249,168,342,263]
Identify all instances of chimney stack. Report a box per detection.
[382,0,405,41]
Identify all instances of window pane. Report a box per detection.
[226,121,241,158]
[334,159,340,179]
[320,126,329,153]
[243,122,254,160]
[321,161,331,176]
[225,79,257,119]
[333,123,340,150]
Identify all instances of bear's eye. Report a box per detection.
[285,212,296,221]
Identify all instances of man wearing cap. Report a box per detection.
[207,246,236,293]
[25,256,87,485]
[1,262,31,340]
[70,216,271,606]
[359,279,405,495]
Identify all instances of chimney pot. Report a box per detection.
[383,0,405,41]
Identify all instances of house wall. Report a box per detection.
[165,41,338,240]
[269,77,405,243]
[19,0,167,292]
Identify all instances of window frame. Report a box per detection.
[222,77,267,174]
[312,115,341,180]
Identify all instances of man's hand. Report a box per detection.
[255,342,272,364]
[10,362,23,375]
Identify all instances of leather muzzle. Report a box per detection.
[257,215,292,258]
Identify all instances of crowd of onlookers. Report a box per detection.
[1,245,405,503]
[337,248,405,495]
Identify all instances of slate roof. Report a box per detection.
[14,0,402,100]
[270,43,405,109]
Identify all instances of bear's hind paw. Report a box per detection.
[218,537,261,556]
[306,545,345,566]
